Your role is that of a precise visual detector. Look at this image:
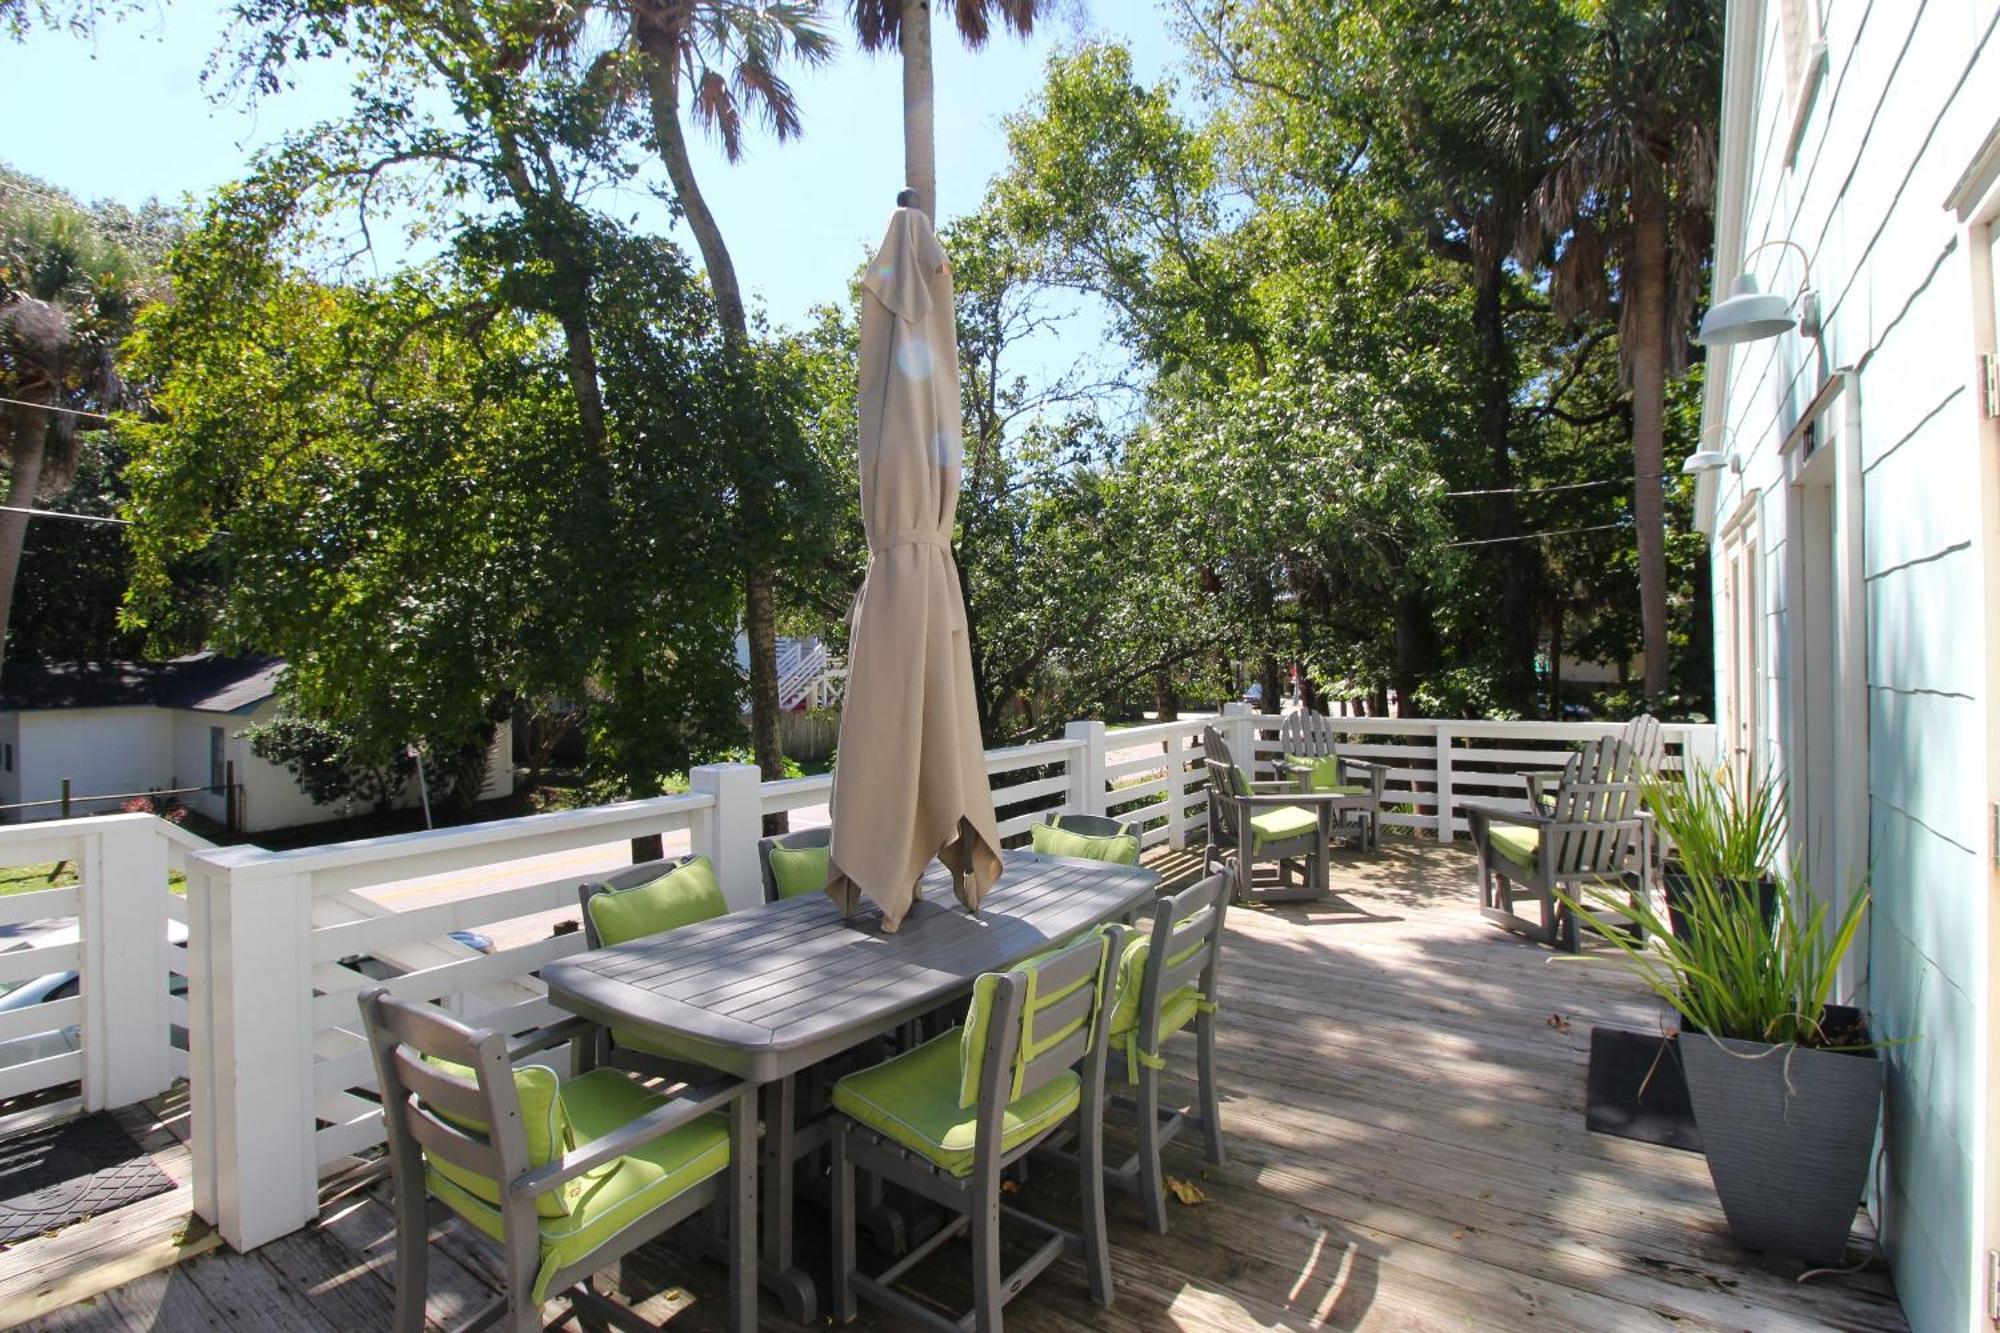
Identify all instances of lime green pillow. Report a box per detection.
[1229,766,1252,796]
[1031,821,1139,866]
[586,856,726,947]
[421,1056,582,1217]
[768,844,830,898]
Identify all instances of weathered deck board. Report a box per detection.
[3,839,1906,1331]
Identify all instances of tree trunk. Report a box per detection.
[1392,588,1438,719]
[0,410,49,678]
[638,47,786,811]
[1547,600,1565,719]
[899,0,937,217]
[1472,269,1539,714]
[1151,669,1177,722]
[1628,192,1672,703]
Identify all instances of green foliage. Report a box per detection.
[1643,764,1788,886]
[1566,874,1871,1049]
[244,713,414,813]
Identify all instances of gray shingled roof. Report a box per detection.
[0,654,285,714]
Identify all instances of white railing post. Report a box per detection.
[77,813,172,1111]
[690,763,762,912]
[1165,725,1190,850]
[188,847,318,1250]
[1222,702,1256,778]
[1433,724,1455,841]
[1062,720,1106,818]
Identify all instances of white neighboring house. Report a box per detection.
[0,654,512,833]
[1698,3,2000,1328]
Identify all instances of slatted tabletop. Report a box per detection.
[543,851,1160,1082]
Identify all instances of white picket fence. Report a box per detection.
[2,710,1714,1253]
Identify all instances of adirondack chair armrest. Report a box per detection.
[1464,802,1551,841]
[1340,758,1389,795]
[1523,769,1564,811]
[507,1016,599,1062]
[510,1075,749,1199]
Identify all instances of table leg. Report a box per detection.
[760,1076,817,1323]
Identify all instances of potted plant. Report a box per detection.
[1565,867,1883,1266]
[1642,766,1786,940]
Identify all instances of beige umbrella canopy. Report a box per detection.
[824,204,1003,932]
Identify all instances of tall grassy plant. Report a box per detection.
[1564,872,1870,1048]
[1643,765,1787,884]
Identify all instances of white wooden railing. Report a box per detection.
[7,710,1713,1254]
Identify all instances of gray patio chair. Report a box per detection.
[1469,734,1650,952]
[577,855,725,1082]
[758,825,832,902]
[1276,709,1388,851]
[1526,713,1666,813]
[1200,725,1331,904]
[1045,869,1229,1234]
[357,986,755,1333]
[828,926,1125,1332]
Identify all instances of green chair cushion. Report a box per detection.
[429,1068,731,1303]
[767,844,830,898]
[1489,825,1539,876]
[1106,931,1206,1038]
[1031,821,1139,866]
[1229,766,1253,797]
[831,1029,1081,1177]
[1110,986,1207,1080]
[957,934,1107,1108]
[1249,804,1319,850]
[421,1057,580,1220]
[586,856,726,947]
[1285,754,1367,796]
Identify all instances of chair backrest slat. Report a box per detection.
[391,1045,493,1127]
[972,928,1118,1108]
[1548,736,1643,876]
[1201,727,1247,839]
[1278,710,1338,760]
[1017,1026,1091,1096]
[1621,714,1666,775]
[1133,873,1229,1053]
[401,1095,508,1179]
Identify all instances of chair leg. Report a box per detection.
[391,1170,428,1333]
[830,1126,858,1324]
[1134,1063,1169,1235]
[970,1176,1005,1333]
[728,1092,757,1333]
[1077,1102,1113,1306]
[1196,1010,1226,1167]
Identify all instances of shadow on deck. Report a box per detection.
[6,839,1905,1331]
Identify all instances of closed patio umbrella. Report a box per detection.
[825,201,1002,932]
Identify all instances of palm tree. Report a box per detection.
[611,0,835,795]
[848,1,1045,218]
[1523,0,1720,703]
[0,197,149,677]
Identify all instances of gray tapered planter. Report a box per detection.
[1679,1029,1883,1265]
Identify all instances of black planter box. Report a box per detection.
[1678,1006,1882,1265]
[1662,865,1778,942]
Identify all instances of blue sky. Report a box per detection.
[0,1,1184,337]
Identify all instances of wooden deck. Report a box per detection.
[3,840,1905,1331]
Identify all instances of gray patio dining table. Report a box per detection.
[541,848,1161,1323]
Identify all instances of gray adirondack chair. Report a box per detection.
[1276,709,1389,850]
[357,987,756,1333]
[1201,725,1333,903]
[828,925,1126,1332]
[1469,734,1650,952]
[1527,714,1666,812]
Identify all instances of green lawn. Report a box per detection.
[0,862,77,895]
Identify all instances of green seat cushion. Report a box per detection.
[429,1068,731,1303]
[1031,821,1139,866]
[767,843,830,898]
[1110,986,1207,1079]
[586,856,726,946]
[421,1057,580,1220]
[831,1029,1081,1177]
[1248,804,1319,850]
[1489,825,1539,876]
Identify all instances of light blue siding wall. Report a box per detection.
[1708,3,1999,1328]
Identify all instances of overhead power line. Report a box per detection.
[0,395,118,422]
[1445,522,1626,548]
[1443,471,1671,498]
[0,504,132,527]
